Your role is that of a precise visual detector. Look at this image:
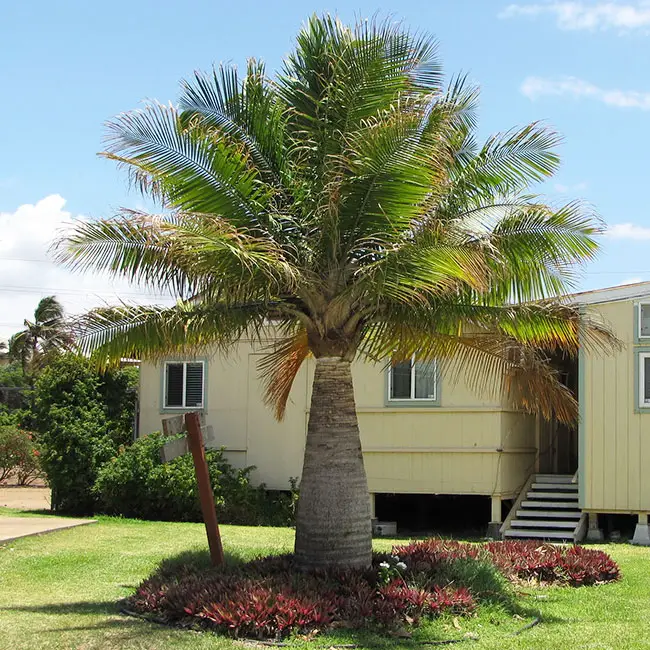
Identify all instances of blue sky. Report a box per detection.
[1,1,650,338]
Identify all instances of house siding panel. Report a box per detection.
[139,336,535,496]
[583,299,650,513]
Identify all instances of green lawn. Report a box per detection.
[1,508,649,650]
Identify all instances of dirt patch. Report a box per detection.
[0,486,50,511]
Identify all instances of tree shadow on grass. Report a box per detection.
[153,548,250,574]
[0,508,54,517]
[41,617,150,634]
[0,600,120,616]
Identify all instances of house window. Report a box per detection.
[639,353,650,408]
[388,355,437,401]
[639,304,650,339]
[164,361,205,409]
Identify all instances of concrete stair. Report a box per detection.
[503,474,583,542]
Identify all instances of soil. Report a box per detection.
[0,485,50,511]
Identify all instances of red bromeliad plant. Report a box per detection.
[130,553,476,638]
[129,541,618,640]
[393,539,620,586]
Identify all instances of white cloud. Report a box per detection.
[500,2,650,31]
[606,222,650,239]
[618,276,644,285]
[521,75,650,109]
[0,195,172,342]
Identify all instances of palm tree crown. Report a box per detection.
[57,15,612,568]
[8,296,73,373]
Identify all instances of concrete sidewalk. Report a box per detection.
[0,517,96,543]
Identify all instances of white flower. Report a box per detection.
[391,555,400,562]
[396,562,407,571]
[379,561,390,569]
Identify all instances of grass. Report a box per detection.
[1,506,649,650]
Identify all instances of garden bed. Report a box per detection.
[128,539,619,640]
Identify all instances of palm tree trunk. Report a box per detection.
[294,357,372,569]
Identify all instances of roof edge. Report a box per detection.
[571,281,650,305]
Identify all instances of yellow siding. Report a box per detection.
[582,299,650,513]
[139,340,534,495]
[245,353,308,487]
[497,412,536,496]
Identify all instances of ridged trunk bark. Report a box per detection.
[294,357,372,569]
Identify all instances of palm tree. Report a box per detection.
[57,15,612,569]
[8,296,73,374]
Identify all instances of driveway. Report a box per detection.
[0,486,51,511]
[0,486,97,543]
[0,516,96,543]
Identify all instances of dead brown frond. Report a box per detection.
[504,347,578,425]
[259,328,311,420]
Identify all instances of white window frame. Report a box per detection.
[639,353,650,409]
[387,354,437,402]
[639,303,650,339]
[163,360,205,409]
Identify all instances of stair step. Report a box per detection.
[531,482,578,491]
[516,509,581,519]
[511,520,577,529]
[521,500,580,509]
[534,474,574,483]
[527,491,579,500]
[504,529,574,540]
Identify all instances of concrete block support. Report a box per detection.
[632,513,650,546]
[487,496,502,539]
[586,512,604,542]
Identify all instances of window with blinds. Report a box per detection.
[388,354,437,401]
[640,304,650,339]
[639,353,650,408]
[164,361,205,409]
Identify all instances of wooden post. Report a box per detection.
[184,412,225,566]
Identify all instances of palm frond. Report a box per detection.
[73,301,268,368]
[55,210,300,299]
[339,97,449,239]
[180,60,286,183]
[366,296,618,359]
[354,240,491,304]
[481,200,601,302]
[34,296,65,323]
[7,330,31,364]
[102,103,270,224]
[446,122,562,201]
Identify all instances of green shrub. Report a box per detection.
[94,432,297,525]
[33,355,137,515]
[0,362,29,412]
[0,425,41,485]
[0,405,22,427]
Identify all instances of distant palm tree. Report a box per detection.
[57,15,612,569]
[8,296,73,373]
